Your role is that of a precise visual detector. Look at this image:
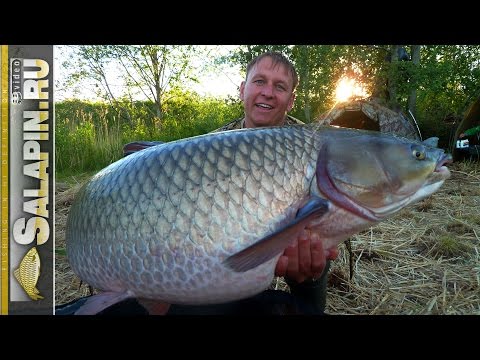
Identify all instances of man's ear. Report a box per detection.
[239,81,246,101]
[287,92,296,112]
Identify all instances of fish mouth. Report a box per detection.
[435,153,453,175]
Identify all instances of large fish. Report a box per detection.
[65,125,451,314]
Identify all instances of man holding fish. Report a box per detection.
[59,51,451,315]
[213,51,338,314]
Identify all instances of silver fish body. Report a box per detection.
[66,125,451,305]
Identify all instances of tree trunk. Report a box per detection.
[407,45,421,118]
[299,46,311,122]
[387,45,399,108]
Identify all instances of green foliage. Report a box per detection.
[55,100,121,173]
[225,45,480,145]
[413,46,480,147]
[56,92,243,174]
[58,45,480,174]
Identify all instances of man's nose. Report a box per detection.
[261,83,274,97]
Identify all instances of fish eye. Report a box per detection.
[412,147,425,160]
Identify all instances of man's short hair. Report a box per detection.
[246,52,299,91]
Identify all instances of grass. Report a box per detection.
[55,98,243,174]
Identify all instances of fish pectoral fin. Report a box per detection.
[223,196,330,272]
[74,291,133,315]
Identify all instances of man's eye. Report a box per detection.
[254,80,264,85]
[276,85,286,91]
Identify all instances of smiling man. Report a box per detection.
[241,52,299,128]
[215,52,304,131]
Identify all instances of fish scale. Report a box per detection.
[67,126,316,304]
[66,125,451,308]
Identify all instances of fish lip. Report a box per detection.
[435,153,453,173]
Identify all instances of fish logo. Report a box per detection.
[14,247,44,300]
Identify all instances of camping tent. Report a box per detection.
[317,98,421,141]
[452,97,480,161]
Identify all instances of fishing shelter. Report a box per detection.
[317,98,421,141]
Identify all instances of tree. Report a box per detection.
[407,45,421,118]
[63,45,208,134]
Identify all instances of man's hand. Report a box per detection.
[274,229,339,283]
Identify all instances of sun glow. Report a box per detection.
[335,77,368,102]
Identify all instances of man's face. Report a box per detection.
[240,57,295,128]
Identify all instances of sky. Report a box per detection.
[54,45,244,102]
